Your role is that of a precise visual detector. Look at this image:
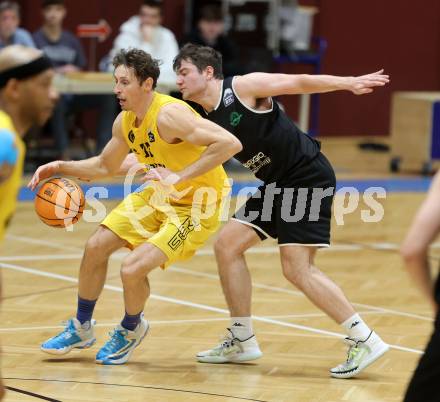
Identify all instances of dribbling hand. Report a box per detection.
[28,161,61,191]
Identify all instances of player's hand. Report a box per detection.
[349,69,390,95]
[141,167,181,186]
[27,161,61,191]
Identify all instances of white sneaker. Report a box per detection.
[330,331,389,378]
[197,328,263,363]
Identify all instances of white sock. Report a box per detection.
[230,317,253,340]
[341,313,372,340]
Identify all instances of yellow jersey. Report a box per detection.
[121,92,229,206]
[0,110,25,241]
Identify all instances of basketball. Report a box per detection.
[34,178,85,227]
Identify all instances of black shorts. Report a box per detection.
[232,153,336,246]
[403,313,440,402]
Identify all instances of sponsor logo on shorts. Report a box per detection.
[223,88,234,107]
[167,217,196,250]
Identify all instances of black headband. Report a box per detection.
[0,56,53,88]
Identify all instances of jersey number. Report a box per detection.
[139,142,154,158]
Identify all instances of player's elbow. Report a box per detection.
[225,136,242,158]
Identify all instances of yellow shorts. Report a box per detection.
[101,187,221,267]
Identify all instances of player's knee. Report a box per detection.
[214,233,245,257]
[85,227,116,257]
[213,235,228,256]
[282,262,308,287]
[85,233,105,256]
[120,260,143,284]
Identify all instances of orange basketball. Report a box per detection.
[35,177,85,228]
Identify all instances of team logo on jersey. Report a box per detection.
[128,130,135,143]
[230,112,242,127]
[223,88,234,107]
[148,131,155,142]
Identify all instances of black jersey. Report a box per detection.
[435,270,440,305]
[202,77,321,184]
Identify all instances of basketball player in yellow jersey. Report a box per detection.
[0,46,56,242]
[28,48,241,365]
[0,45,56,399]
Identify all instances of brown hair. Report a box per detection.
[42,0,65,8]
[142,0,162,10]
[199,4,223,22]
[173,43,223,79]
[0,1,20,17]
[113,48,161,88]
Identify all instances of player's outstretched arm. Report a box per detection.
[234,70,390,98]
[142,103,242,185]
[400,171,440,311]
[28,113,130,190]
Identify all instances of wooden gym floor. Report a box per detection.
[0,138,434,401]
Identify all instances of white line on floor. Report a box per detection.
[168,266,433,322]
[1,312,388,333]
[2,235,433,323]
[0,261,423,355]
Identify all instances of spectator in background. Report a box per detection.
[33,0,116,158]
[33,0,86,73]
[0,1,35,48]
[181,4,241,77]
[109,0,178,90]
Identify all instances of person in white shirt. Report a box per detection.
[109,0,178,91]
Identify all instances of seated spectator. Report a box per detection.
[0,1,34,48]
[109,0,178,90]
[33,0,116,158]
[181,4,242,77]
[33,0,85,73]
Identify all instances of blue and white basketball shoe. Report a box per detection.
[95,317,149,365]
[41,318,96,355]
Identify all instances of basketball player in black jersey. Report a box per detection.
[401,171,440,402]
[172,43,390,378]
